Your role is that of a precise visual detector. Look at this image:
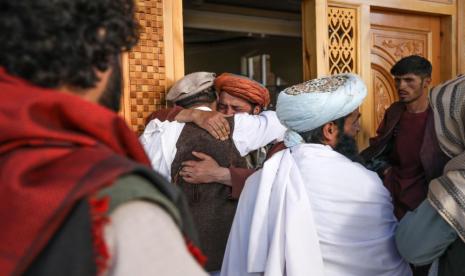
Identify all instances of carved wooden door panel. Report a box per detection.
[370,10,441,128]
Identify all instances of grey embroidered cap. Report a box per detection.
[166,72,216,102]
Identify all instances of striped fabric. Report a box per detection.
[428,74,465,242]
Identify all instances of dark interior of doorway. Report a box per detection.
[183,1,303,109]
[184,29,302,109]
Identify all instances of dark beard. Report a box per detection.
[334,134,364,164]
[98,59,122,112]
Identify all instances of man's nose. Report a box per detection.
[397,80,407,89]
[224,106,234,115]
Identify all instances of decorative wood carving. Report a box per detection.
[371,28,428,65]
[372,66,397,126]
[381,40,424,60]
[327,6,357,74]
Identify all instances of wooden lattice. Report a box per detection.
[328,7,357,74]
[127,0,166,134]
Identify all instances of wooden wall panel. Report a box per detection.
[302,0,329,80]
[357,4,373,148]
[421,0,453,3]
[458,0,465,74]
[371,66,397,127]
[163,0,185,97]
[120,0,166,134]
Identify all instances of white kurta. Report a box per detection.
[139,107,286,182]
[221,144,412,276]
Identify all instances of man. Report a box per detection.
[396,75,465,276]
[0,1,206,275]
[344,108,362,138]
[180,73,276,193]
[361,55,449,221]
[140,72,286,273]
[140,71,220,180]
[146,72,276,197]
[265,107,363,163]
[221,74,412,276]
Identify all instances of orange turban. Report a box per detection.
[214,73,270,108]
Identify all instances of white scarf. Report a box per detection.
[221,147,324,276]
[221,144,411,276]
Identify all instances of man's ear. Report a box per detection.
[322,122,339,148]
[252,105,261,115]
[423,77,432,88]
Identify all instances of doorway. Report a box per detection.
[182,0,303,109]
[370,9,441,128]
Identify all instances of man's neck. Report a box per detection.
[405,96,429,113]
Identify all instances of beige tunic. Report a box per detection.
[103,201,207,276]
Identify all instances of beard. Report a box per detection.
[98,59,122,112]
[334,133,364,164]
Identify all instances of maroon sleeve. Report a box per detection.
[144,105,184,125]
[229,167,255,199]
[368,116,387,146]
[265,141,287,161]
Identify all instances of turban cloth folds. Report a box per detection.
[215,73,270,108]
[276,73,367,147]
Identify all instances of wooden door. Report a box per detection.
[370,10,441,128]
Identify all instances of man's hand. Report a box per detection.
[180,151,232,185]
[193,111,231,141]
[175,109,230,140]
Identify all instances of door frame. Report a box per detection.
[120,0,185,131]
[153,0,464,147]
[302,0,462,148]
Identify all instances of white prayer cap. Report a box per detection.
[166,72,216,102]
[276,73,367,146]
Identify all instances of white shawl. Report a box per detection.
[221,144,411,276]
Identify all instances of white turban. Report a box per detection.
[276,73,367,147]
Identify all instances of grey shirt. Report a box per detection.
[395,200,458,265]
